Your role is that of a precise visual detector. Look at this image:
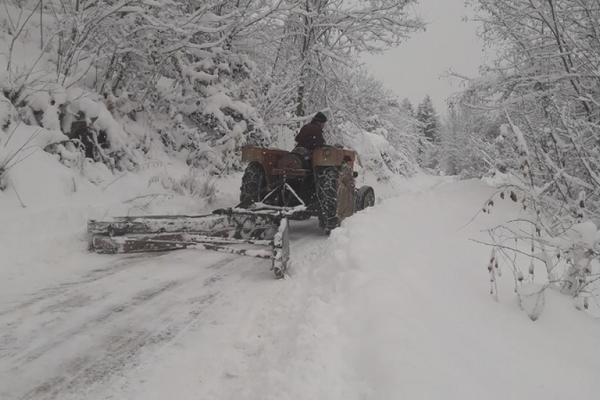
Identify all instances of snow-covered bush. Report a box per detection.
[456,0,600,317]
[7,79,143,170]
[0,2,146,172]
[0,92,15,132]
[148,167,217,204]
[147,48,270,173]
[440,100,504,178]
[0,119,70,197]
[484,182,600,319]
[327,70,421,177]
[175,169,217,203]
[0,1,274,175]
[341,119,418,180]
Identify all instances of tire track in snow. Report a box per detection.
[0,254,163,318]
[0,255,238,400]
[10,279,184,366]
[204,221,333,400]
[20,292,220,400]
[0,254,231,361]
[2,220,328,400]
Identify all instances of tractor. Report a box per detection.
[239,145,375,233]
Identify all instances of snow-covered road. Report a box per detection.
[2,178,600,400]
[1,216,334,400]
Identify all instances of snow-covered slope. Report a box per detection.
[2,175,600,400]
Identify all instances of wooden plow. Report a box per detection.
[87,205,302,278]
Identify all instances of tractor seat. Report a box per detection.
[291,146,311,169]
[291,146,310,158]
[277,152,305,170]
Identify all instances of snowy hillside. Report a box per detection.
[2,176,600,400]
[0,1,424,195]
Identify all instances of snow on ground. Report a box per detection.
[321,179,600,399]
[0,133,240,303]
[2,174,600,400]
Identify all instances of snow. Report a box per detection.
[501,120,529,157]
[0,93,15,128]
[2,172,600,400]
[27,91,52,112]
[1,123,68,179]
[204,92,257,129]
[566,221,600,248]
[41,104,60,130]
[1,4,599,397]
[319,180,600,399]
[66,89,129,151]
[183,65,218,84]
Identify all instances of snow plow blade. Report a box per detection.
[87,206,297,278]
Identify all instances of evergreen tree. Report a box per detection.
[400,98,415,117]
[416,96,440,143]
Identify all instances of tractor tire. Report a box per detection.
[315,166,341,233]
[355,186,375,211]
[240,162,266,208]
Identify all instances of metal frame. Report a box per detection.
[88,208,292,278]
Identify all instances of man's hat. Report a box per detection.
[312,112,327,123]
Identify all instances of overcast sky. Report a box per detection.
[364,0,485,116]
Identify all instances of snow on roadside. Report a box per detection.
[345,180,600,399]
[226,177,600,400]
[0,123,240,302]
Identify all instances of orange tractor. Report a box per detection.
[239,145,375,232]
[87,145,374,278]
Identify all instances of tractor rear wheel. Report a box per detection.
[240,162,266,208]
[315,166,340,232]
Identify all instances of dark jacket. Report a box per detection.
[295,122,325,150]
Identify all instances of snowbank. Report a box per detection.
[0,130,240,302]
[272,178,600,399]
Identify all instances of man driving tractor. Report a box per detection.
[295,112,327,150]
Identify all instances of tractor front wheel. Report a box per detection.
[355,186,375,211]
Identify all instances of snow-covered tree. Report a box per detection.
[440,99,502,177]
[400,98,415,117]
[414,95,440,168]
[461,0,600,316]
[2,1,278,172]
[331,68,421,177]
[416,95,439,144]
[258,0,424,121]
[1,0,424,178]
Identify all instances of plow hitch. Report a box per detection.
[87,205,301,278]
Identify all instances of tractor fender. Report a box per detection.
[312,147,356,168]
